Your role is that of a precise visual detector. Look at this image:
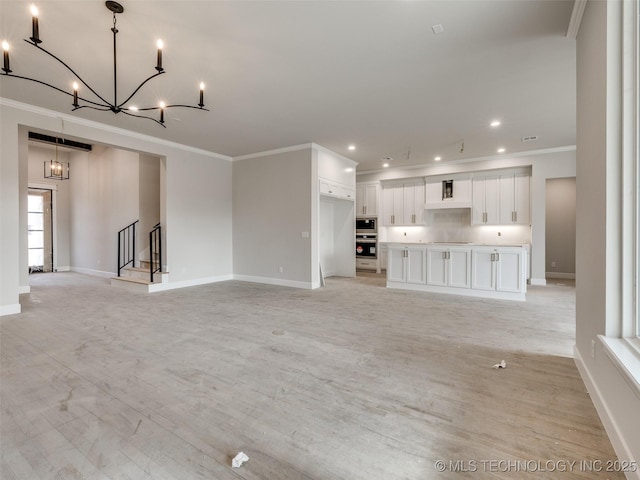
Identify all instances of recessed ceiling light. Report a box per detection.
[348,145,356,151]
[490,120,501,127]
[434,156,441,161]
[382,163,390,168]
[497,148,506,153]
[345,167,354,173]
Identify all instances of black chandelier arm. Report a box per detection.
[24,39,112,107]
[116,71,165,109]
[135,104,210,112]
[1,72,111,109]
[120,109,166,127]
[72,105,114,112]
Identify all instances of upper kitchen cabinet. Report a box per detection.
[425,176,472,209]
[499,172,530,225]
[381,179,425,226]
[319,177,355,201]
[355,182,379,217]
[471,175,499,225]
[471,169,530,225]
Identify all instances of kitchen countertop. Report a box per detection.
[380,241,530,247]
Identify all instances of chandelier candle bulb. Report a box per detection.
[2,41,10,73]
[72,82,78,107]
[159,101,165,124]
[30,5,40,43]
[199,82,204,107]
[156,39,163,71]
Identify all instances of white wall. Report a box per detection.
[233,147,314,288]
[0,99,234,315]
[164,151,233,282]
[545,177,576,277]
[70,146,140,276]
[358,150,576,285]
[139,153,161,262]
[575,0,640,472]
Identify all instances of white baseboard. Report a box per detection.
[18,286,31,294]
[234,274,314,290]
[148,274,234,292]
[574,346,640,480]
[70,266,116,278]
[546,272,576,279]
[530,277,547,286]
[55,266,70,272]
[0,304,21,316]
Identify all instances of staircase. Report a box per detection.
[111,221,169,293]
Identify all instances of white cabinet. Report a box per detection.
[405,181,425,225]
[378,243,389,273]
[498,173,530,225]
[387,243,527,301]
[382,184,404,225]
[356,183,378,217]
[381,180,425,225]
[471,176,499,225]
[319,177,355,201]
[425,178,472,209]
[387,246,426,284]
[471,247,526,294]
[426,247,471,288]
[472,171,530,225]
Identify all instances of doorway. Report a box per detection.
[545,177,576,282]
[28,189,53,273]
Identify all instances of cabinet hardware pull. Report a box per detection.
[496,252,500,261]
[364,206,366,214]
[491,253,494,261]
[513,211,517,222]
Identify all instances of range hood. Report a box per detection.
[424,177,472,209]
[424,201,472,210]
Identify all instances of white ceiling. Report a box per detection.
[0,0,576,171]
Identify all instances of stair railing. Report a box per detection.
[117,220,139,277]
[149,223,162,282]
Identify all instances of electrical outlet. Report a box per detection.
[278,266,283,273]
[301,231,309,238]
[551,261,557,268]
[591,339,596,359]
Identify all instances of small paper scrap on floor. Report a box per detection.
[492,360,507,369]
[232,451,249,468]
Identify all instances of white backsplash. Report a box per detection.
[378,209,531,245]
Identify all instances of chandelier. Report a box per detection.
[1,1,208,127]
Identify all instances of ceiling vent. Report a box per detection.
[521,136,538,143]
[431,24,444,35]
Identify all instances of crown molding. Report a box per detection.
[356,145,576,176]
[311,143,358,166]
[232,143,314,161]
[566,0,587,39]
[0,97,233,161]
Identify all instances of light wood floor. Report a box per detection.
[1,272,622,479]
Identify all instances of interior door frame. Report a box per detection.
[28,183,58,273]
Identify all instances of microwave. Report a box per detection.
[356,218,376,232]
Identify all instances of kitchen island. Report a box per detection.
[385,242,528,301]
